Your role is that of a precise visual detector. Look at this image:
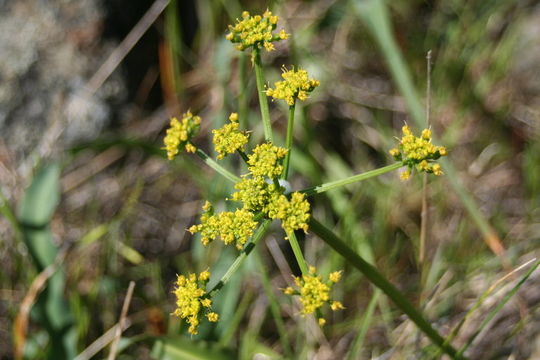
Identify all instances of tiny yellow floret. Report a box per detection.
[266,67,320,106]
[212,112,249,159]
[163,111,201,160]
[226,10,289,52]
[172,271,218,335]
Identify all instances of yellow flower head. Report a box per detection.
[173,270,218,335]
[266,67,320,106]
[247,142,288,178]
[389,125,447,179]
[189,202,258,250]
[163,111,201,160]
[212,113,249,159]
[226,10,289,52]
[231,176,277,212]
[283,266,344,325]
[266,191,310,234]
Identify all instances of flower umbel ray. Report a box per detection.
[226,10,289,52]
[163,111,201,160]
[173,270,219,335]
[266,67,320,106]
[389,125,447,179]
[283,266,344,326]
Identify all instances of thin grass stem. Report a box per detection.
[253,48,273,142]
[309,217,463,359]
[195,149,241,183]
[282,104,296,179]
[300,163,403,196]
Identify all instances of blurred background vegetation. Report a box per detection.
[1,0,540,359]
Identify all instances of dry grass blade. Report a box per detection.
[107,281,136,360]
[74,319,133,360]
[13,251,66,360]
[86,0,170,94]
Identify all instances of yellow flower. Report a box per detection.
[173,271,218,335]
[163,111,201,160]
[266,67,320,106]
[390,124,447,178]
[266,191,310,234]
[283,266,344,325]
[212,113,249,159]
[231,176,276,212]
[226,10,289,52]
[247,142,288,179]
[189,203,258,250]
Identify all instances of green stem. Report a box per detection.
[287,231,308,275]
[195,149,241,183]
[237,149,249,164]
[208,219,271,296]
[253,48,273,142]
[238,52,248,130]
[301,163,403,196]
[309,218,463,359]
[282,104,296,180]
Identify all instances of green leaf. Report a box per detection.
[17,162,77,359]
[152,336,236,360]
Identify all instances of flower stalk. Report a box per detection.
[282,103,296,180]
[301,162,403,196]
[253,48,273,142]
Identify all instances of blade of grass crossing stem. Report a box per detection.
[457,259,540,357]
[17,163,77,359]
[253,249,293,357]
[309,218,463,359]
[218,289,254,347]
[352,0,505,257]
[346,288,381,360]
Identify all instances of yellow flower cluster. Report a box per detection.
[173,270,219,335]
[188,201,257,250]
[212,113,249,159]
[225,10,289,52]
[231,176,277,212]
[283,266,344,326]
[389,125,447,179]
[266,192,310,234]
[163,111,201,160]
[247,142,288,178]
[227,142,311,234]
[266,67,320,106]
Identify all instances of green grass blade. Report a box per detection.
[309,217,463,359]
[152,336,237,360]
[17,162,77,359]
